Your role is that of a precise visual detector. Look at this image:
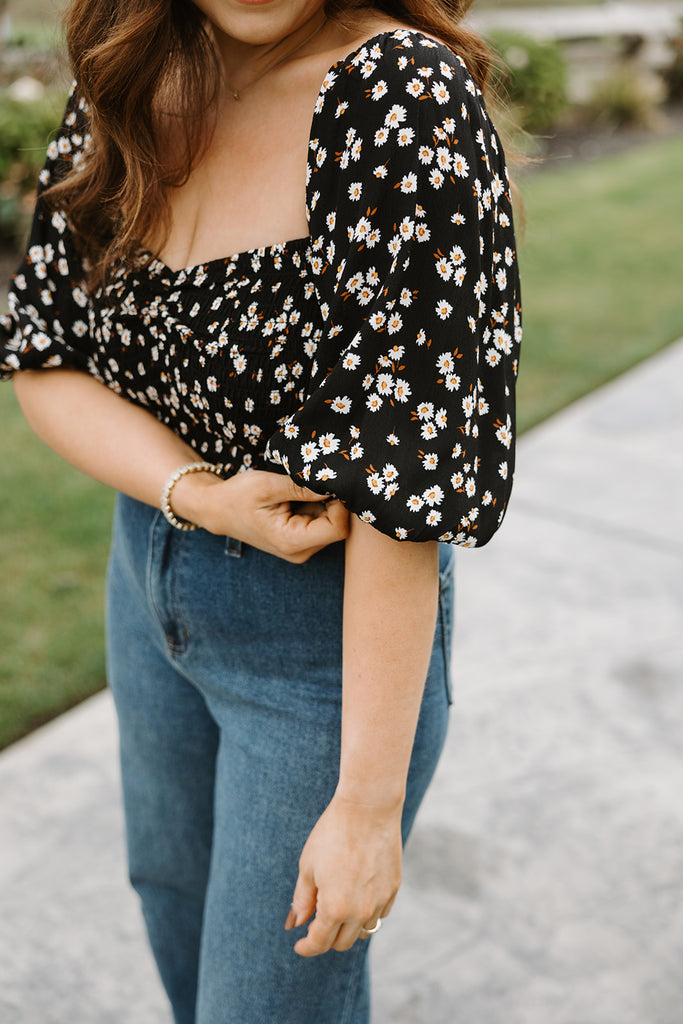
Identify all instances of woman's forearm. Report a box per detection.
[338,516,440,809]
[13,369,202,506]
[12,368,349,559]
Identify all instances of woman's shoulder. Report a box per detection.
[308,22,494,160]
[314,23,483,114]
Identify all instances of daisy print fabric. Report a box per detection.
[266,30,521,545]
[1,29,521,547]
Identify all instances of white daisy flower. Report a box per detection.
[435,258,453,282]
[429,169,445,190]
[407,495,424,512]
[474,273,488,299]
[331,395,352,414]
[432,81,450,104]
[399,216,415,239]
[394,378,411,402]
[319,433,340,454]
[452,153,470,177]
[493,329,512,354]
[385,104,407,128]
[422,452,438,470]
[342,352,361,371]
[424,484,445,507]
[496,418,513,449]
[436,146,452,170]
[376,373,394,395]
[397,127,415,147]
[301,441,319,463]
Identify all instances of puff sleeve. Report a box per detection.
[0,85,94,380]
[265,31,521,546]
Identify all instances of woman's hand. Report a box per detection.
[173,468,349,563]
[284,791,402,956]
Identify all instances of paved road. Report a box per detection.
[1,338,682,1023]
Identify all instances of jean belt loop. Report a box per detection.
[225,536,243,558]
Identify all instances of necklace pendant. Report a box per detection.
[233,89,240,101]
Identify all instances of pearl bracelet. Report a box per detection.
[160,461,223,531]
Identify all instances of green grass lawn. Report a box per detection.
[0,400,113,747]
[1,133,682,749]
[516,135,683,431]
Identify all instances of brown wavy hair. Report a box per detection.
[46,0,493,288]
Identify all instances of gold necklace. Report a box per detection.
[226,16,328,101]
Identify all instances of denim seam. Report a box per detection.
[339,941,371,1024]
[169,530,189,657]
[438,550,455,588]
[145,510,166,635]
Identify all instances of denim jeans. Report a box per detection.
[106,493,454,1024]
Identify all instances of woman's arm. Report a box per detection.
[13,369,348,560]
[286,516,440,955]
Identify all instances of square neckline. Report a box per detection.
[141,27,438,281]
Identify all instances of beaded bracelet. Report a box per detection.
[160,461,223,531]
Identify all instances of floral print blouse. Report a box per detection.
[0,28,521,546]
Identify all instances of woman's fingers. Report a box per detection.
[292,907,390,956]
[285,869,317,932]
[293,910,343,958]
[273,500,349,560]
[264,475,331,505]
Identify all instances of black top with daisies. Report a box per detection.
[1,29,521,546]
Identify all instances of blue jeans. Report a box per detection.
[106,494,454,1024]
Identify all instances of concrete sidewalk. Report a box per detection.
[2,340,682,1024]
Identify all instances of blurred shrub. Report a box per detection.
[581,67,665,129]
[0,85,66,246]
[663,24,683,101]
[487,30,569,134]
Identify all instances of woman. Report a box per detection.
[1,0,520,1021]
